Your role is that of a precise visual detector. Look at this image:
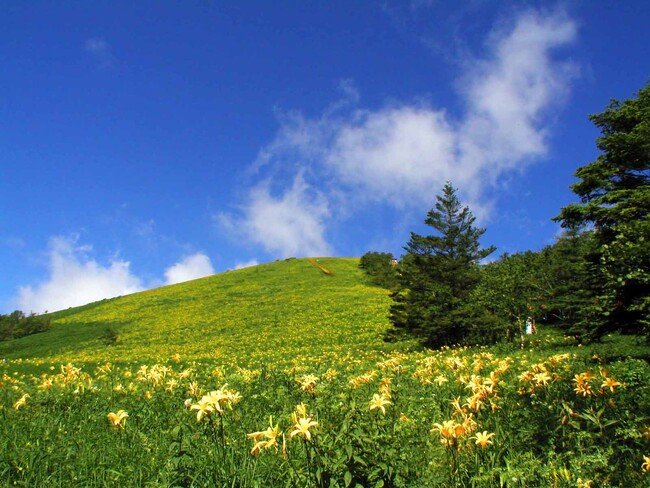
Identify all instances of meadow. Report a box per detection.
[1,258,650,486]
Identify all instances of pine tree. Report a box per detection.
[555,82,650,340]
[389,182,496,348]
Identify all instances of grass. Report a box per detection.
[0,258,401,366]
[1,258,650,486]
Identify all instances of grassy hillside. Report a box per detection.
[0,257,399,365]
[3,258,650,486]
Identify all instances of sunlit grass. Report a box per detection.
[1,258,649,485]
[0,258,402,366]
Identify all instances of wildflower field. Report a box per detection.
[1,258,650,486]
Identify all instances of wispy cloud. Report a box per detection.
[84,37,115,68]
[219,9,577,256]
[14,236,143,314]
[164,253,215,285]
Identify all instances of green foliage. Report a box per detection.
[556,81,650,340]
[474,230,599,341]
[389,182,496,348]
[359,252,398,289]
[0,311,51,342]
[2,334,650,486]
[538,230,601,339]
[473,251,544,340]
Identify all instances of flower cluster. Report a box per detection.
[290,403,318,441]
[189,384,241,421]
[296,374,318,395]
[573,370,622,397]
[247,416,282,455]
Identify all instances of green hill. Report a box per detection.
[0,257,399,365]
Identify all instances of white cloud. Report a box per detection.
[15,236,143,314]
[223,10,577,255]
[218,174,331,259]
[233,259,259,270]
[164,253,215,285]
[457,12,577,186]
[325,106,458,207]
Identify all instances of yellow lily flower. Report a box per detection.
[642,455,650,473]
[601,377,622,393]
[107,409,129,429]
[369,393,391,415]
[247,416,281,455]
[472,431,495,448]
[290,416,318,441]
[13,393,30,410]
[190,398,214,421]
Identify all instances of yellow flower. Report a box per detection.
[450,397,464,416]
[369,393,392,415]
[573,374,593,397]
[472,431,495,448]
[601,377,622,393]
[434,375,448,386]
[533,371,552,387]
[200,385,241,414]
[178,368,193,380]
[165,379,178,392]
[290,416,318,441]
[13,393,30,410]
[247,416,281,455]
[642,455,650,473]
[431,420,465,447]
[294,402,308,418]
[190,398,214,421]
[399,412,413,422]
[187,381,200,398]
[297,374,318,394]
[379,377,392,397]
[107,409,129,429]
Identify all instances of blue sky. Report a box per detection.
[1,1,649,314]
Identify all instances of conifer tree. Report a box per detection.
[555,82,650,340]
[390,182,495,347]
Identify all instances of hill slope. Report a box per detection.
[0,257,398,364]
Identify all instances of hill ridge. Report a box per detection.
[0,257,397,365]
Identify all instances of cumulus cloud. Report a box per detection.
[15,236,143,314]
[218,174,331,259]
[222,10,577,256]
[164,253,215,285]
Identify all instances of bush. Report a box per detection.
[359,252,398,289]
[0,311,51,341]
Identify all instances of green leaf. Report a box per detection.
[344,470,352,487]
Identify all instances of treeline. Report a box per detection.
[359,208,594,347]
[361,80,649,348]
[0,311,52,342]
